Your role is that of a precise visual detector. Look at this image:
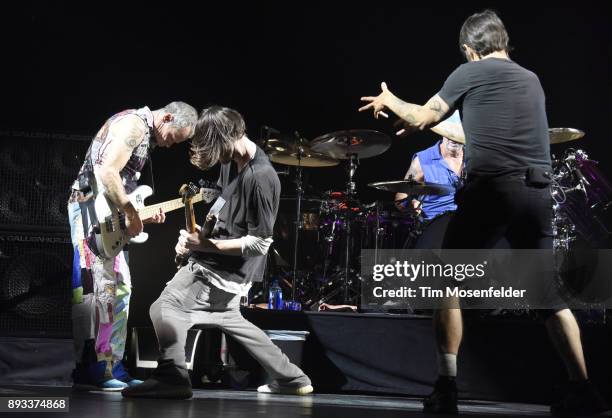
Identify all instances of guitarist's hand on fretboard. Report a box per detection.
[143,208,166,224]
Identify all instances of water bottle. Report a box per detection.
[268,280,283,310]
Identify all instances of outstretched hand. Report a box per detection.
[359,82,391,119]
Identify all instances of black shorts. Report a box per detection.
[443,174,553,250]
[442,174,567,314]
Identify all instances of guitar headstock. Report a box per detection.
[198,179,221,204]
[179,182,200,204]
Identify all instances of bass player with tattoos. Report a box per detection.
[68,102,197,391]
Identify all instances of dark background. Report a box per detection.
[2,3,610,326]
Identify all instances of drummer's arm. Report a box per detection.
[395,157,424,212]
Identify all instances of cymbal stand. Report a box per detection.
[343,153,359,302]
[291,139,305,303]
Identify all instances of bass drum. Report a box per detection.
[273,199,322,271]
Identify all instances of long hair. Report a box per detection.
[459,10,510,59]
[190,106,246,170]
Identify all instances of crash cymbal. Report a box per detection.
[549,128,585,144]
[368,180,454,196]
[310,129,392,159]
[264,138,339,167]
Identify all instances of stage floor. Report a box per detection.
[9,388,592,418]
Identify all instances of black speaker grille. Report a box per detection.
[0,132,90,232]
[0,233,72,338]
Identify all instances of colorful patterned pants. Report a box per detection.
[68,201,131,382]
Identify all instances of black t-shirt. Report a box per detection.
[438,58,551,176]
[193,146,280,283]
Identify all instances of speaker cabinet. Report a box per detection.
[0,232,72,338]
[0,131,90,233]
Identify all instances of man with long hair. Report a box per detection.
[359,10,607,416]
[122,106,313,399]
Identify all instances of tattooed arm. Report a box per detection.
[396,116,465,144]
[94,115,146,236]
[360,82,452,131]
[393,110,465,144]
[395,156,424,212]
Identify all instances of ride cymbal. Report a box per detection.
[264,138,339,167]
[549,127,585,144]
[310,129,392,159]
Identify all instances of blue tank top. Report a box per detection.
[414,141,461,219]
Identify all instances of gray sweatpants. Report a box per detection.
[149,261,310,386]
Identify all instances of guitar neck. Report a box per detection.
[140,194,203,220]
[185,201,197,233]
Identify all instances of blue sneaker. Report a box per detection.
[73,362,130,392]
[98,378,129,392]
[113,361,143,386]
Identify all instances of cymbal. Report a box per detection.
[264,138,339,167]
[368,180,455,196]
[280,195,325,203]
[549,127,585,144]
[310,129,392,160]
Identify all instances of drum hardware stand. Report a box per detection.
[343,153,359,303]
[313,153,361,305]
[291,132,305,303]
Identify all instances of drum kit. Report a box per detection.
[550,129,612,250]
[263,129,462,308]
[259,126,611,309]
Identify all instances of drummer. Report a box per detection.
[394,111,464,220]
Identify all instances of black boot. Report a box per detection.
[422,376,458,415]
[551,380,608,417]
[121,360,192,399]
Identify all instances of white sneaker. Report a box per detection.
[257,383,313,395]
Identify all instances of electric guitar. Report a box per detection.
[87,183,220,259]
[175,182,219,268]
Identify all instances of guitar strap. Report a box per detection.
[147,148,156,195]
[80,198,102,257]
[78,201,90,236]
